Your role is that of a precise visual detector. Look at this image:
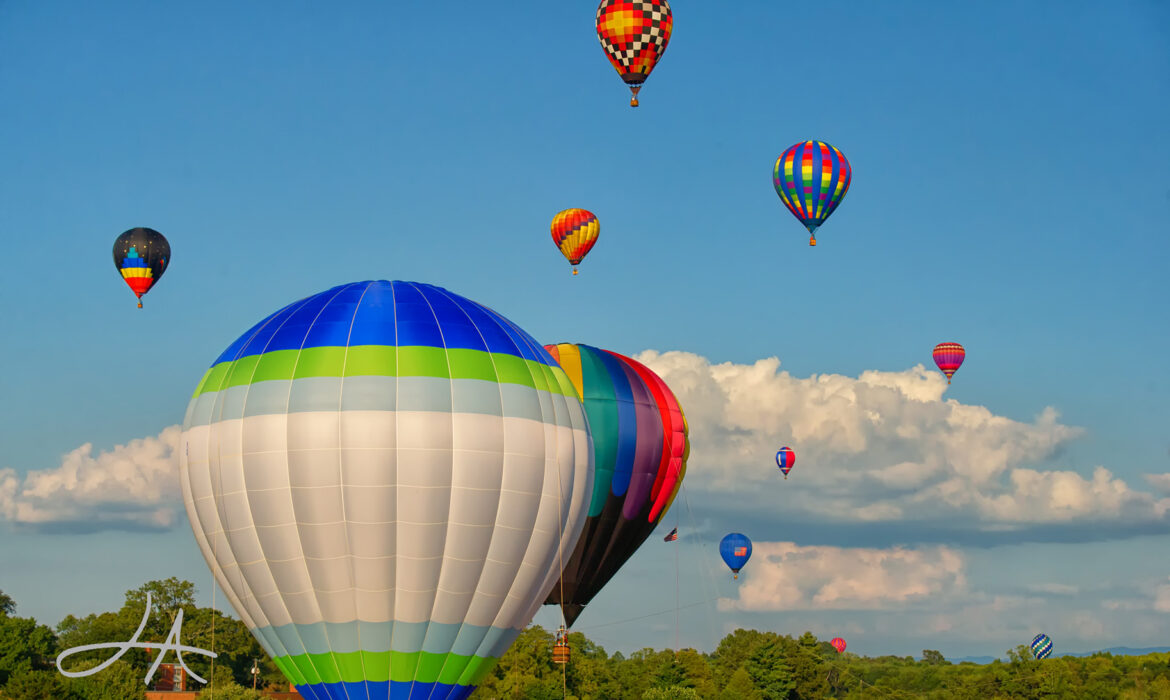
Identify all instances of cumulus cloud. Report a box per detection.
[718,541,966,612]
[1155,581,1170,613]
[0,426,181,531]
[637,351,1170,538]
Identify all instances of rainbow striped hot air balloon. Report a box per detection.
[932,342,966,384]
[543,343,688,626]
[180,280,593,700]
[551,209,600,275]
[773,141,852,246]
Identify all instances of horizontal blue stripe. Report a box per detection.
[253,621,515,657]
[183,376,570,427]
[211,281,557,368]
[297,680,475,700]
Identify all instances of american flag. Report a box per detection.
[663,527,678,542]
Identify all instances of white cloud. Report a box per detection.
[1144,473,1170,495]
[637,350,1170,534]
[0,426,181,530]
[1155,581,1170,613]
[717,542,966,612]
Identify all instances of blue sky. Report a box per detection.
[1,0,1168,661]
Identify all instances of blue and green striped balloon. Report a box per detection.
[1030,633,1053,660]
[179,280,594,700]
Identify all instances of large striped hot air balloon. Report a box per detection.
[551,209,600,275]
[596,0,673,107]
[542,343,688,627]
[932,342,966,384]
[112,227,170,308]
[830,637,847,654]
[772,141,852,246]
[179,280,593,700]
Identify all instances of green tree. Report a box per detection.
[3,669,80,700]
[718,667,762,700]
[746,639,795,700]
[644,686,701,700]
[0,590,15,616]
[0,613,58,686]
[64,659,146,700]
[922,649,946,665]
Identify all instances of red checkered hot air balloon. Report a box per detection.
[932,342,966,384]
[596,0,673,107]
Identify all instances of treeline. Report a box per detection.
[4,582,1170,699]
[470,627,1170,699]
[0,580,283,699]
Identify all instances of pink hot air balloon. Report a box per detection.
[932,342,965,384]
[831,637,847,654]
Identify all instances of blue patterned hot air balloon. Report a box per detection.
[1031,633,1053,659]
[773,141,852,246]
[720,533,752,580]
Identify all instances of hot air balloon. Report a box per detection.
[543,343,689,627]
[720,533,752,579]
[1030,633,1053,660]
[596,0,673,107]
[551,209,600,275]
[776,447,795,479]
[831,637,847,654]
[933,342,966,384]
[112,227,170,308]
[773,141,851,246]
[179,280,593,700]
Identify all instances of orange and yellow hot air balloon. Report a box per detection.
[551,208,599,275]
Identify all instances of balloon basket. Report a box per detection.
[572,268,578,276]
[809,236,817,246]
[629,86,641,108]
[138,301,143,309]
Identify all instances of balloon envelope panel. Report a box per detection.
[179,280,593,699]
[543,343,688,626]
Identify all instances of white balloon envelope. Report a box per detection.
[179,280,593,700]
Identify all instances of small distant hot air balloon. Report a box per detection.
[1030,633,1053,660]
[773,141,851,246]
[596,0,672,107]
[720,533,752,580]
[112,227,170,308]
[831,637,847,654]
[776,447,796,479]
[933,342,966,384]
[551,209,600,275]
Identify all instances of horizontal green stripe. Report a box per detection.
[274,649,498,686]
[192,346,576,399]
